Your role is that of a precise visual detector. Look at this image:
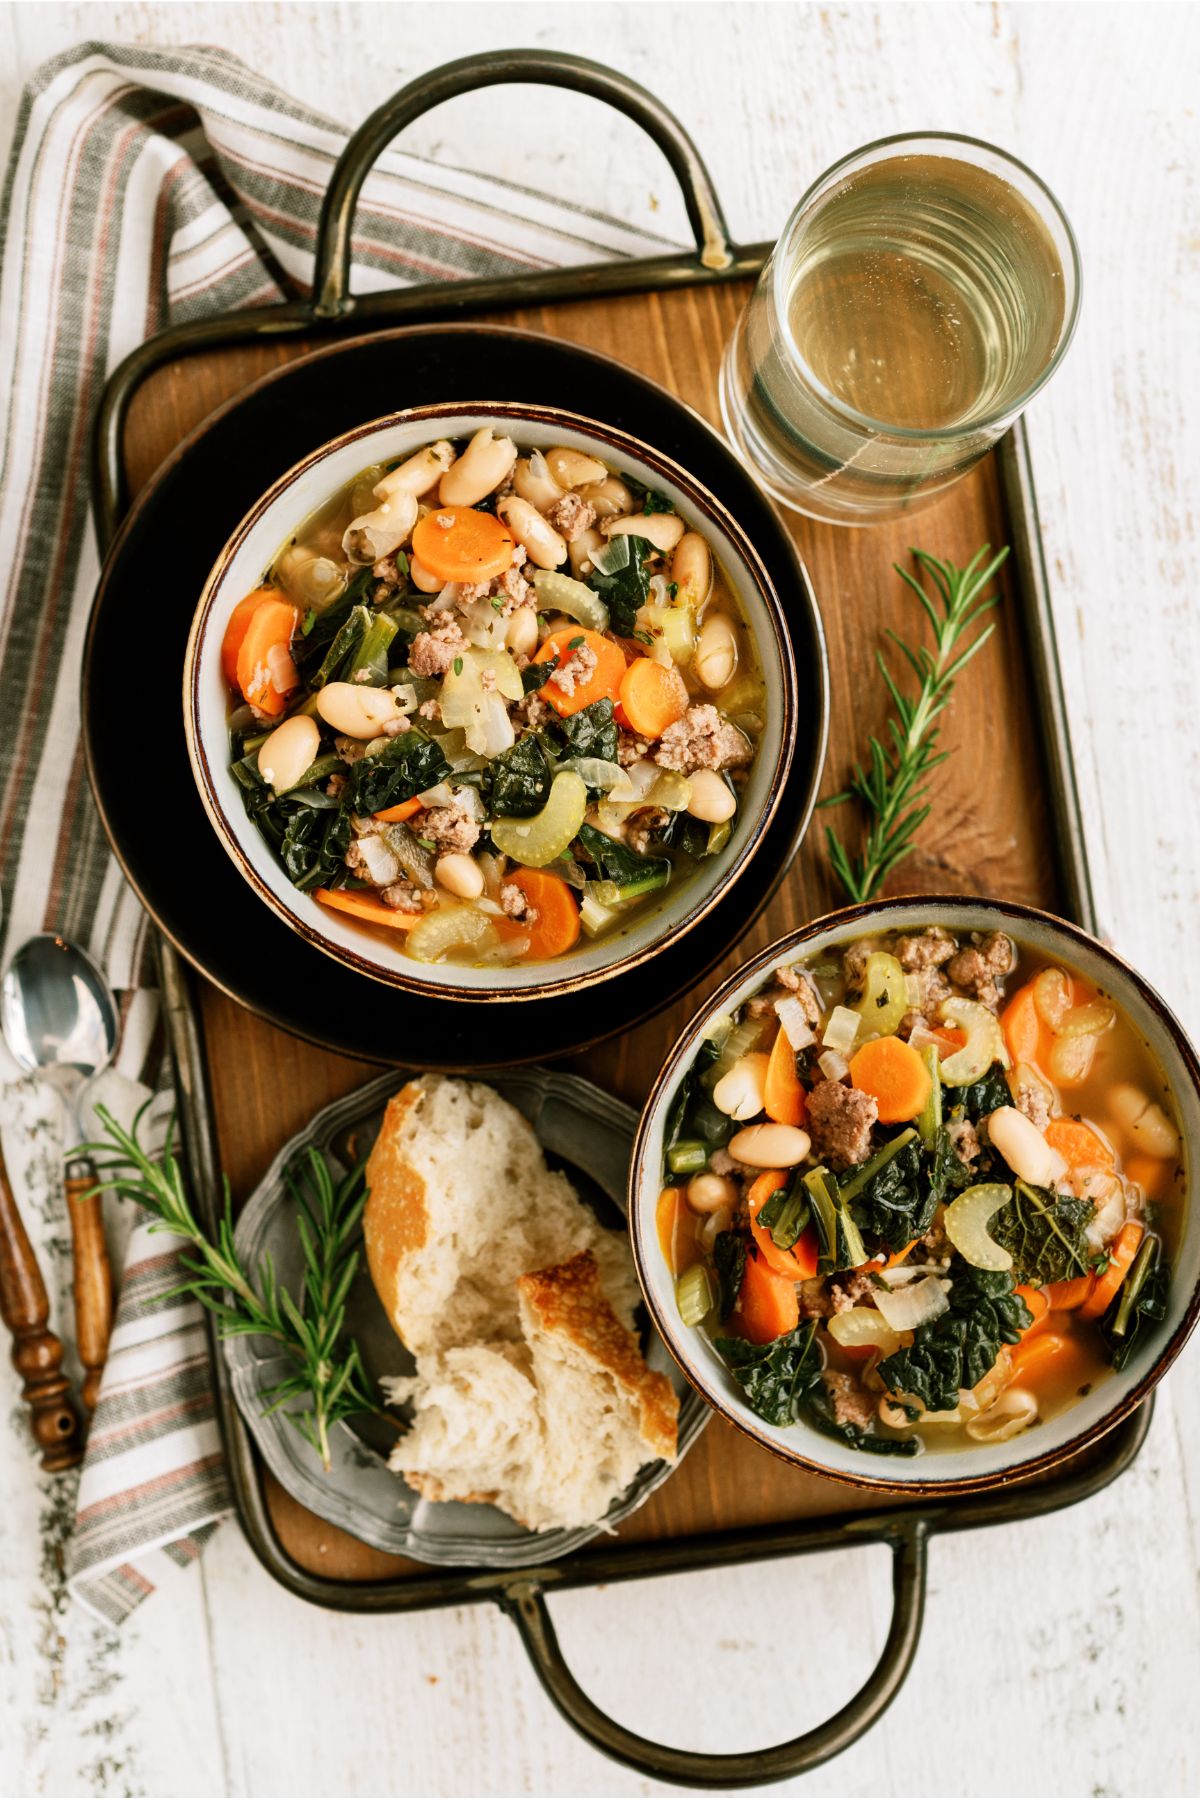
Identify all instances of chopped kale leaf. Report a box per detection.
[877,1260,1033,1415]
[342,731,450,817]
[990,1179,1094,1284]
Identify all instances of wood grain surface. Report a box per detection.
[146,278,1061,1582]
[2,7,1198,1799]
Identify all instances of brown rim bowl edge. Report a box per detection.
[183,402,808,1004]
[628,895,1200,1497]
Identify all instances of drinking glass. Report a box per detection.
[719,132,1081,526]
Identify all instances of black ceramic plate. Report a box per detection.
[83,325,826,1065]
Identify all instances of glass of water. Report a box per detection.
[719,132,1081,526]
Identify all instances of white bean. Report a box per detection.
[693,613,739,690]
[546,445,608,489]
[728,1122,811,1168]
[435,853,485,900]
[316,681,411,739]
[671,532,713,607]
[686,769,737,825]
[1109,1082,1181,1158]
[986,1106,1069,1186]
[568,526,604,579]
[374,440,455,500]
[577,475,634,519]
[712,1052,769,1119]
[506,606,539,656]
[438,427,518,507]
[686,1173,739,1214]
[257,714,319,793]
[512,451,564,512]
[497,494,567,569]
[604,511,686,554]
[409,555,444,594]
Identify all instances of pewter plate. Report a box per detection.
[226,1068,708,1566]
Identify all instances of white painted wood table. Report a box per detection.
[1,3,1198,1795]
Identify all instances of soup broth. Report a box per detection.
[661,925,1184,1458]
[221,428,765,968]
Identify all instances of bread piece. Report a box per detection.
[364,1074,639,1357]
[517,1251,678,1527]
[382,1345,541,1509]
[389,1251,678,1532]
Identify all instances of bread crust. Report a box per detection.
[363,1082,428,1338]
[519,1251,678,1462]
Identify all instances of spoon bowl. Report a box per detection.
[1,933,119,1116]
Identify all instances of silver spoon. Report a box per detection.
[1,934,119,1411]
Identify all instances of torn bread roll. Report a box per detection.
[365,1076,677,1533]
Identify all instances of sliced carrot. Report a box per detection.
[848,1035,932,1124]
[500,869,580,961]
[734,1249,800,1345]
[1044,1117,1116,1179]
[1079,1221,1144,1320]
[313,888,422,931]
[1007,1332,1072,1382]
[1042,1275,1095,1312]
[1001,982,1049,1068]
[656,1185,695,1275]
[373,797,424,824]
[747,1170,819,1281]
[763,1029,807,1128]
[410,506,515,584]
[532,627,627,717]
[927,1025,966,1056]
[236,595,300,717]
[222,586,277,687]
[1124,1153,1173,1201]
[617,656,689,740]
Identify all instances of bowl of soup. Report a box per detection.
[184,405,804,999]
[629,897,1198,1491]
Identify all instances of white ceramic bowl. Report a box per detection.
[630,897,1200,1494]
[184,403,802,1001]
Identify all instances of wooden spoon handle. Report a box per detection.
[65,1163,114,1413]
[0,1146,84,1470]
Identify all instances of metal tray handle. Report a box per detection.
[311,47,735,321]
[500,1519,928,1788]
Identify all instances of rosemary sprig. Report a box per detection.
[821,544,1009,904]
[78,1102,380,1471]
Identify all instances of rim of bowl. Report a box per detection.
[629,894,1200,1496]
[183,400,813,1003]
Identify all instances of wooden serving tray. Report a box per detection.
[91,49,1138,1789]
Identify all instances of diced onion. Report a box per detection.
[938,997,1009,1084]
[827,1308,903,1355]
[590,536,633,578]
[708,1015,769,1083]
[557,757,626,791]
[1058,1000,1116,1039]
[775,996,816,1051]
[873,1276,951,1333]
[818,1049,849,1082]
[944,1182,1014,1271]
[356,834,401,887]
[822,1005,861,1055]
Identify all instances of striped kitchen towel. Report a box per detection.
[0,41,675,1625]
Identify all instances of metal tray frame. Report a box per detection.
[89,48,1146,1790]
